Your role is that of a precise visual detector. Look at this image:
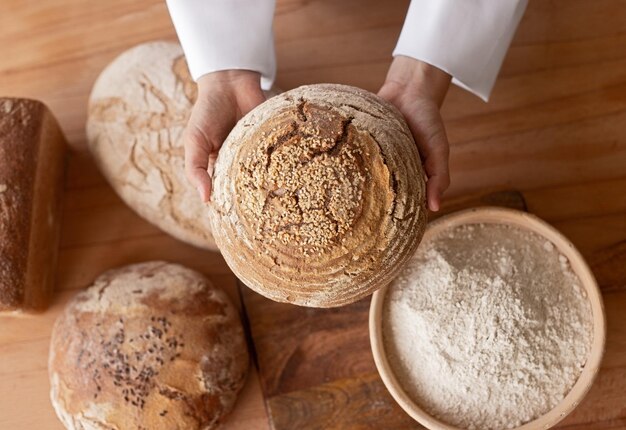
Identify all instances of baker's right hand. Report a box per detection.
[184,70,265,202]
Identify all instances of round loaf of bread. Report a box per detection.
[210,84,427,307]
[86,41,217,250]
[49,261,249,430]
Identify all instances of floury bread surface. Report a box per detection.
[210,84,427,307]
[86,41,217,250]
[48,261,249,430]
[0,98,65,312]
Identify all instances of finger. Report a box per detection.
[183,125,214,202]
[377,82,400,103]
[237,85,266,116]
[404,106,450,211]
[422,137,450,212]
[426,174,449,212]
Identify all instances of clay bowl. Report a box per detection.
[369,207,606,430]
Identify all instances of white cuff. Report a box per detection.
[394,0,527,101]
[166,0,276,90]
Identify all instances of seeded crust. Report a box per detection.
[86,42,216,250]
[210,84,427,307]
[49,262,249,430]
[0,98,65,312]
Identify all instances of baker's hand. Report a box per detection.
[184,70,265,202]
[378,56,452,212]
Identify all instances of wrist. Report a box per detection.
[197,69,262,94]
[382,56,451,107]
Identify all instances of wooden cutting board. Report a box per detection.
[240,190,529,429]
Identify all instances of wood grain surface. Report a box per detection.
[1,0,626,429]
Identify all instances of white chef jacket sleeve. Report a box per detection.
[394,0,528,101]
[166,0,276,90]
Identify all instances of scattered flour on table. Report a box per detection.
[383,223,593,430]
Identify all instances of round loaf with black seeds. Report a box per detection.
[48,261,248,430]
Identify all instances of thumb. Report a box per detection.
[237,85,266,116]
[183,123,214,202]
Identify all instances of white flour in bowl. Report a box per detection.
[383,223,593,430]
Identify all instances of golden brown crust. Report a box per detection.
[48,262,249,430]
[210,84,427,307]
[86,41,217,251]
[0,98,65,312]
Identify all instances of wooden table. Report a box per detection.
[1,0,625,429]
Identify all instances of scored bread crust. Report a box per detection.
[48,262,249,430]
[210,84,427,307]
[86,41,217,250]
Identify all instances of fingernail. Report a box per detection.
[196,186,205,200]
[430,199,439,212]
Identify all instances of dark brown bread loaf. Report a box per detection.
[210,84,427,307]
[0,98,65,312]
[49,261,249,430]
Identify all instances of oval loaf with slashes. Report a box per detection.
[86,41,217,250]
